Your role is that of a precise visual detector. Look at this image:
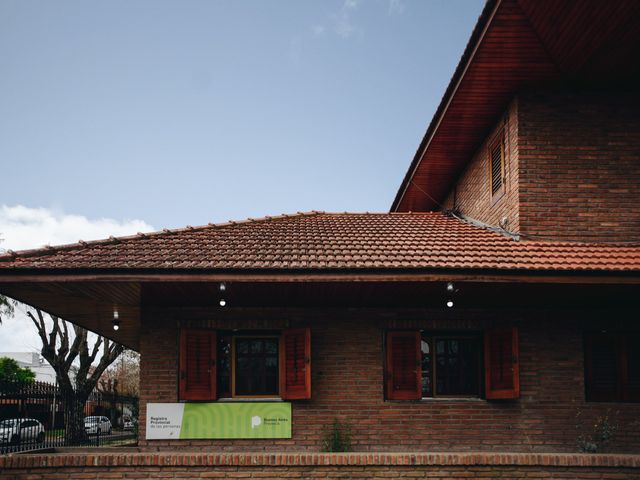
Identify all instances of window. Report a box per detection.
[421,334,481,397]
[585,332,640,402]
[489,136,505,200]
[232,336,279,397]
[179,328,311,401]
[386,327,519,400]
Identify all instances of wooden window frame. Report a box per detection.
[181,328,312,401]
[488,133,506,204]
[584,332,640,403]
[422,333,483,399]
[231,335,281,399]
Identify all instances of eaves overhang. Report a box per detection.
[391,0,640,212]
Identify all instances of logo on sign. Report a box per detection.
[251,416,262,429]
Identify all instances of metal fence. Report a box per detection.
[0,380,138,454]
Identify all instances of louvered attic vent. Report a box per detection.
[490,139,504,197]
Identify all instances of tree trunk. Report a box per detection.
[62,386,89,445]
[26,309,125,444]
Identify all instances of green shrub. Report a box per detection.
[321,418,352,452]
[576,409,618,453]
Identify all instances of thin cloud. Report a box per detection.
[311,25,326,37]
[0,204,154,252]
[312,0,401,41]
[388,0,405,15]
[331,0,361,39]
[0,205,153,355]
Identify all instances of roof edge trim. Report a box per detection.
[390,0,501,212]
[0,270,638,285]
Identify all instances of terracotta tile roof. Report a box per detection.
[0,211,638,272]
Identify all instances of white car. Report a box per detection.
[84,416,112,435]
[0,418,45,445]
[123,417,134,430]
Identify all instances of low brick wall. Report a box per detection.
[2,451,639,479]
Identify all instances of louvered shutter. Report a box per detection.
[623,334,640,402]
[490,140,504,196]
[584,333,618,402]
[179,329,217,401]
[281,328,311,400]
[484,327,519,399]
[386,331,421,400]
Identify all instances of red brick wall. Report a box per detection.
[442,91,640,242]
[3,452,639,479]
[442,98,520,233]
[138,307,640,453]
[518,92,640,242]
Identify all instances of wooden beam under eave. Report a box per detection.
[0,271,638,285]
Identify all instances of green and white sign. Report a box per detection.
[146,402,291,440]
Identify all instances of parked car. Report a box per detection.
[84,416,112,435]
[123,416,134,430]
[0,418,45,445]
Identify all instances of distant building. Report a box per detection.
[0,352,57,384]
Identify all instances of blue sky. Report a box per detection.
[1,0,482,235]
[0,0,483,351]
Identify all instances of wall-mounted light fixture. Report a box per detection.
[219,282,228,306]
[112,310,120,331]
[445,282,457,308]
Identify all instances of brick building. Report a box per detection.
[1,0,639,478]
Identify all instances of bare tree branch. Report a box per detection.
[25,307,126,443]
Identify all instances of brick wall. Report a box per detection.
[2,452,640,479]
[442,98,520,233]
[518,92,640,242]
[137,306,640,453]
[442,91,640,242]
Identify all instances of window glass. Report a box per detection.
[421,339,432,397]
[217,335,232,398]
[586,332,640,402]
[235,337,279,396]
[590,335,617,396]
[421,333,481,397]
[627,336,640,391]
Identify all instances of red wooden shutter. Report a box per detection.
[484,326,519,399]
[584,333,618,401]
[386,331,421,400]
[179,329,217,401]
[281,328,311,400]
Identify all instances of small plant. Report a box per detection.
[321,418,352,452]
[576,409,619,453]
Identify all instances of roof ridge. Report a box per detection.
[0,210,326,262]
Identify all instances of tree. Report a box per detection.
[27,308,125,443]
[0,357,36,383]
[0,295,15,324]
[0,234,15,323]
[99,350,140,397]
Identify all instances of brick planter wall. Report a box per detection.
[1,452,639,479]
[138,306,640,452]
